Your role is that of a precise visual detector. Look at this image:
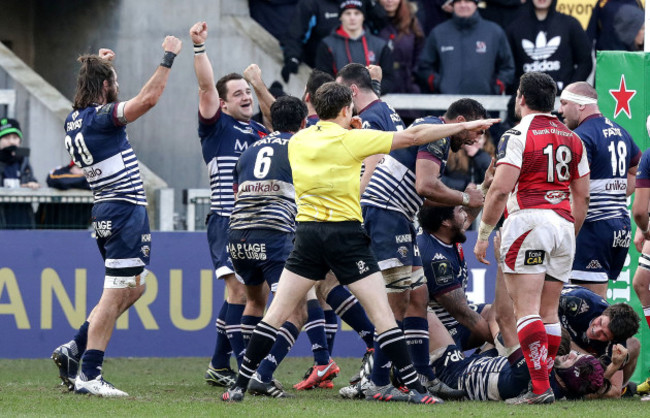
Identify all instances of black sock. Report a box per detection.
[234,321,277,389]
[376,327,424,393]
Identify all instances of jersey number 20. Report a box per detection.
[64,132,94,166]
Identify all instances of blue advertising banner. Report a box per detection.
[0,230,497,359]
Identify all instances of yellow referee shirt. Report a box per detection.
[288,121,393,222]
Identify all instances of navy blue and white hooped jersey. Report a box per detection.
[64,103,146,206]
[199,108,269,216]
[460,355,511,401]
[575,114,640,222]
[418,229,469,329]
[362,115,450,220]
[229,131,296,233]
[558,285,613,357]
[359,100,406,132]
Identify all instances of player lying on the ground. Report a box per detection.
[428,262,608,402]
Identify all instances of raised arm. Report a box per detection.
[391,118,498,151]
[243,64,275,131]
[123,36,182,123]
[190,21,220,119]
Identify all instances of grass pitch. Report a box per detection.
[0,356,646,417]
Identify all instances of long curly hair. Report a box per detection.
[73,55,114,110]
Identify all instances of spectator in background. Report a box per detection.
[441,132,494,193]
[46,161,90,190]
[506,0,592,94]
[281,0,388,83]
[411,0,452,36]
[377,0,424,95]
[416,0,514,95]
[587,0,644,51]
[315,0,395,94]
[38,161,92,229]
[0,118,38,229]
[613,4,645,51]
[480,0,526,31]
[249,0,300,40]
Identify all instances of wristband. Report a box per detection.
[478,220,495,241]
[461,192,470,206]
[193,43,205,54]
[160,51,176,68]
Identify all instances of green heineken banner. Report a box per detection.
[596,51,649,383]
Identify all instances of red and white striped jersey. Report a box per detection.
[496,113,590,222]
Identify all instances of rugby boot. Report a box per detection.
[293,359,340,390]
[248,374,294,398]
[349,348,374,384]
[339,376,371,399]
[205,365,236,387]
[74,375,128,397]
[365,382,442,404]
[51,342,80,391]
[318,379,335,389]
[425,377,466,400]
[637,377,650,394]
[505,388,555,405]
[222,385,245,402]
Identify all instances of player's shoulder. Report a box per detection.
[410,115,442,127]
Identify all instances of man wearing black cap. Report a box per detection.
[314,0,395,94]
[417,0,514,95]
[0,117,38,229]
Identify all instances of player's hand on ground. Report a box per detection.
[190,21,208,45]
[98,48,115,61]
[367,65,382,82]
[474,239,490,265]
[243,64,263,85]
[465,187,484,208]
[464,118,500,132]
[349,116,362,130]
[163,36,182,55]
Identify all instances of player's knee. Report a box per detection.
[407,283,428,312]
[316,272,338,299]
[224,275,247,303]
[632,270,650,294]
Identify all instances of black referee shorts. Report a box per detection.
[284,221,380,286]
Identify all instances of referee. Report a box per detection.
[223,82,497,404]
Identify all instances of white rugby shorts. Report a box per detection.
[499,209,575,282]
